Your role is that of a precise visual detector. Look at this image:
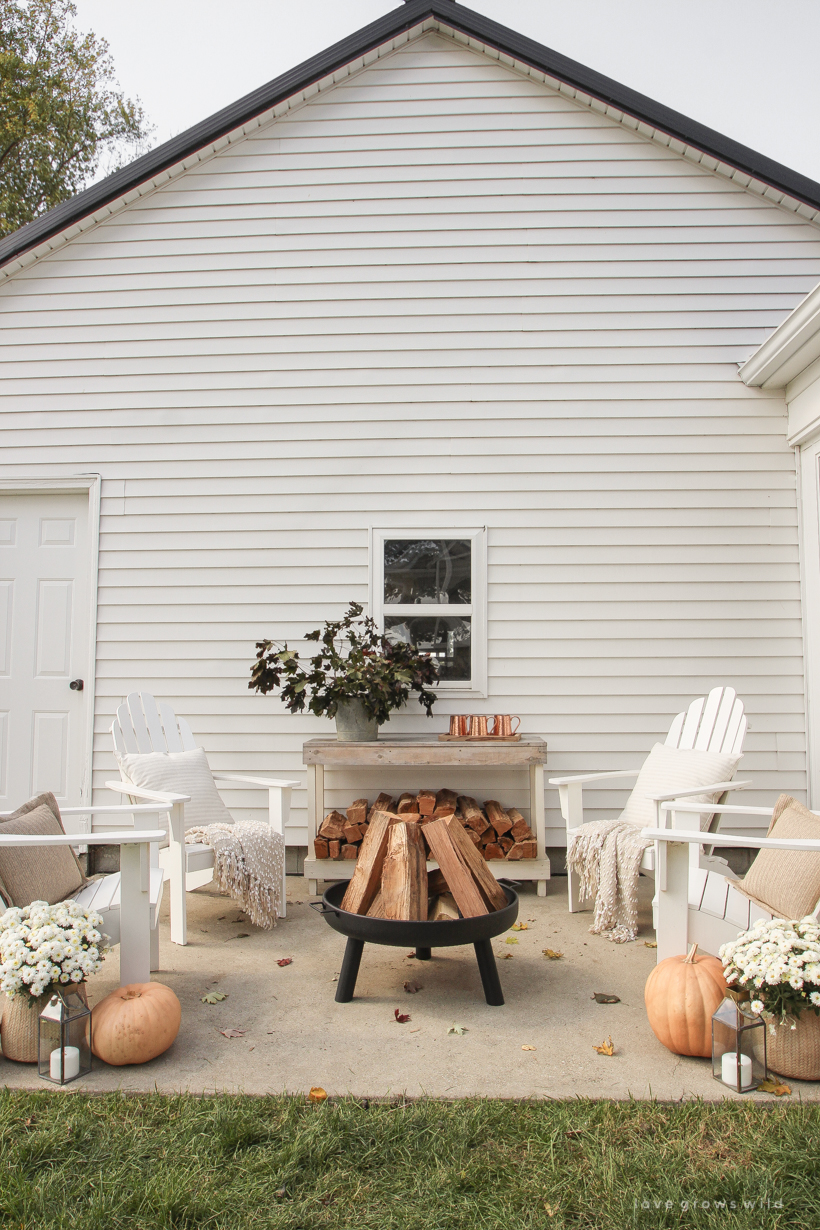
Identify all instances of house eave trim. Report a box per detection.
[739,282,820,389]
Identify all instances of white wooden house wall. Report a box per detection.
[2,30,820,848]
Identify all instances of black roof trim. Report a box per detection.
[2,0,820,269]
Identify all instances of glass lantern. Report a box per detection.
[711,989,767,1093]
[38,987,92,1085]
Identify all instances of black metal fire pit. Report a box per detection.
[310,880,519,1006]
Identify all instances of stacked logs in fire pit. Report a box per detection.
[314,788,537,864]
[337,804,511,921]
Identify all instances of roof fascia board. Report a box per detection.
[2,0,820,275]
[739,281,820,389]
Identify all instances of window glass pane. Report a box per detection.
[384,615,471,682]
[384,539,471,605]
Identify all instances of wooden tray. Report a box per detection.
[438,733,521,742]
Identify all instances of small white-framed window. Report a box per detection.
[369,528,487,698]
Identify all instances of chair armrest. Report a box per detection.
[642,827,820,852]
[659,801,779,820]
[0,830,166,846]
[646,780,752,804]
[548,769,641,786]
[104,781,190,804]
[211,774,300,789]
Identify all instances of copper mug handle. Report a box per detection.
[492,715,521,736]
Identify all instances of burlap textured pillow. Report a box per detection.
[0,793,85,907]
[741,796,820,919]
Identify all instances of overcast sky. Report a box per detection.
[73,0,820,184]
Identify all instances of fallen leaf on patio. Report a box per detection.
[201,992,228,1004]
[505,937,518,945]
[593,1037,616,1056]
[521,1045,536,1051]
[276,958,293,967]
[644,940,657,948]
[217,915,226,921]
[448,1024,469,1035]
[403,980,422,993]
[230,933,250,940]
[499,952,513,959]
[542,949,564,960]
[406,951,417,958]
[394,1009,411,1023]
[511,922,528,931]
[219,1028,246,1038]
[308,1087,328,1103]
[592,992,621,1004]
[758,1078,791,1096]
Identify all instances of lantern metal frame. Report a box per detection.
[37,986,92,1085]
[711,988,768,1093]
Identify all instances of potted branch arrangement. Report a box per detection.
[249,601,439,741]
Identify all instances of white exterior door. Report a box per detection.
[0,491,93,810]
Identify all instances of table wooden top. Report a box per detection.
[302,735,547,767]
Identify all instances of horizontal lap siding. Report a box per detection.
[2,31,820,842]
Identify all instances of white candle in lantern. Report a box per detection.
[721,1050,753,1089]
[50,1045,80,1081]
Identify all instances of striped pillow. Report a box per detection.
[619,743,742,832]
[117,748,233,831]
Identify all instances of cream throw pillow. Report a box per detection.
[741,796,820,920]
[618,742,743,831]
[117,748,233,833]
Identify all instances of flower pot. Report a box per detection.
[334,700,379,742]
[765,1011,820,1081]
[0,984,87,1063]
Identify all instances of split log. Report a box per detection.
[422,820,488,918]
[341,844,358,860]
[457,796,490,835]
[485,800,513,837]
[428,892,460,921]
[341,811,399,914]
[368,793,394,820]
[346,798,368,826]
[499,835,515,855]
[319,811,348,840]
[417,788,437,816]
[366,891,384,918]
[443,815,509,911]
[436,788,459,810]
[396,792,417,814]
[484,842,504,861]
[508,809,536,842]
[380,822,428,920]
[343,823,364,844]
[427,868,449,896]
[329,839,341,860]
[507,840,537,860]
[314,837,329,859]
[466,830,481,846]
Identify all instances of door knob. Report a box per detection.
[69,679,84,691]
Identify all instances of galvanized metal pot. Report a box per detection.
[334,699,379,742]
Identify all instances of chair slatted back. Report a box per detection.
[111,692,197,757]
[665,686,746,757]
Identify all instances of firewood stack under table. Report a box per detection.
[314,789,536,921]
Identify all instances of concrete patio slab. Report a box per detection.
[2,877,817,1101]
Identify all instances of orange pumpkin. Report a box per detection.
[644,943,727,1057]
[90,982,181,1066]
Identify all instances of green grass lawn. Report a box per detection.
[0,1092,816,1229]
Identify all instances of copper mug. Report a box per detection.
[490,715,520,737]
[449,714,471,736]
[471,715,489,737]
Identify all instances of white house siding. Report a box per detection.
[1,29,820,848]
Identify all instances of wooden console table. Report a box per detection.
[302,735,550,896]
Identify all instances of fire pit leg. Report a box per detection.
[415,947,431,960]
[473,939,504,1006]
[335,938,365,1003]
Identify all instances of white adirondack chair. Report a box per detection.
[109,692,298,946]
[645,800,820,962]
[549,686,748,912]
[0,801,175,985]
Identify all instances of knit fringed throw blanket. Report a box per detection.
[185,821,284,929]
[566,819,652,943]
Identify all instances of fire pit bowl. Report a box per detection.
[310,879,520,1006]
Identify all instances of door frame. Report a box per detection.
[0,475,101,805]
